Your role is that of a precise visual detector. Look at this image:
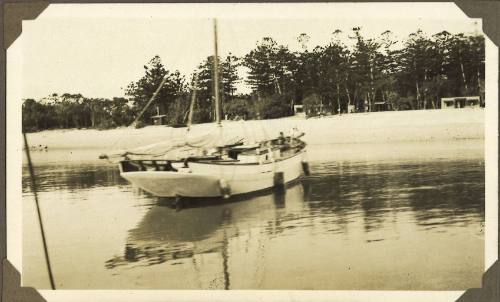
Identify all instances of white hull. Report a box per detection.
[121,151,307,197]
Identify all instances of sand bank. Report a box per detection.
[25,109,484,152]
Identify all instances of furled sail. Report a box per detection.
[105,131,244,161]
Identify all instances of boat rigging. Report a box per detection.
[110,18,310,199]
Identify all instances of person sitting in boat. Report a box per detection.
[165,160,177,172]
[277,132,285,145]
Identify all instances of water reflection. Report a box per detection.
[103,157,484,289]
[303,160,484,231]
[104,185,303,273]
[22,163,127,193]
[22,148,485,289]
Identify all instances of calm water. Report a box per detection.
[22,141,485,290]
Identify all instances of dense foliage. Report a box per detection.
[23,29,484,132]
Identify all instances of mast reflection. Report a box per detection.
[105,183,304,273]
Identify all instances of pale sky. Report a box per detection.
[20,3,482,99]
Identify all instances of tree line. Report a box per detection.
[22,28,484,132]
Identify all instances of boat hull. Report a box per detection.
[120,151,307,197]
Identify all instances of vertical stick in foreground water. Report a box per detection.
[23,133,56,290]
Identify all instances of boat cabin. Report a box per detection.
[228,146,282,164]
[120,133,305,173]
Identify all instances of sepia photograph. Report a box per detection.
[5,2,498,300]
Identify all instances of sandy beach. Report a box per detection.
[25,109,484,152]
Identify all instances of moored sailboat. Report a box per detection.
[116,19,309,198]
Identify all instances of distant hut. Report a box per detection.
[293,105,305,117]
[441,96,481,109]
[150,106,167,125]
[372,101,392,112]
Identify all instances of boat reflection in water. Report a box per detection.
[104,182,304,289]
[103,157,484,290]
[23,150,484,290]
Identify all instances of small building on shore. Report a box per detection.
[150,114,167,125]
[293,105,305,117]
[372,101,392,112]
[441,96,481,109]
[150,106,167,125]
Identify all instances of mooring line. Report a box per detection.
[23,133,56,290]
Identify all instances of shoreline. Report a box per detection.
[24,140,484,167]
[25,109,484,151]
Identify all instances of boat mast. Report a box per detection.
[187,75,198,131]
[131,74,169,128]
[213,19,222,126]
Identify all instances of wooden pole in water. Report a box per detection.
[23,133,56,290]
